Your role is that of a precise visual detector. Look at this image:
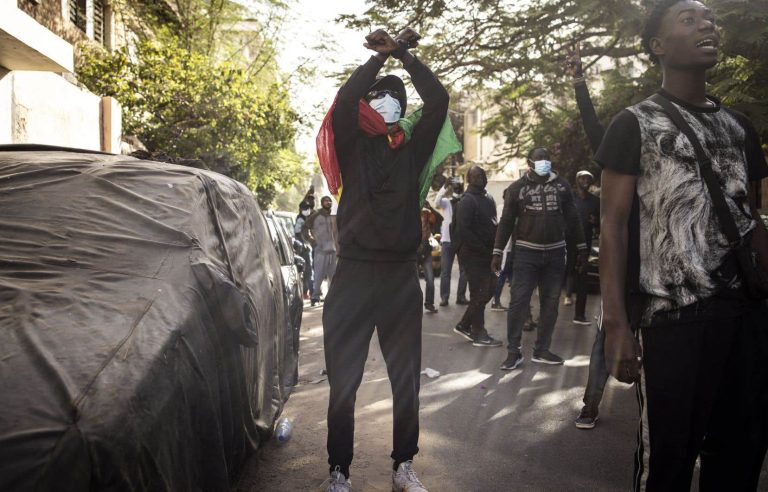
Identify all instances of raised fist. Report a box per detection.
[395,27,422,49]
[364,29,398,55]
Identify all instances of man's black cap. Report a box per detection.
[367,75,407,117]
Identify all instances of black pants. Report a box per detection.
[565,246,590,318]
[634,304,768,491]
[457,256,495,338]
[322,258,422,478]
[582,327,609,411]
[582,292,644,413]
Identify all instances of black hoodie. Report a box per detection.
[454,184,498,264]
[331,56,449,262]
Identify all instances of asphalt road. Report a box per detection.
[236,270,768,491]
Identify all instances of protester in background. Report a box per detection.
[493,147,587,370]
[564,41,611,430]
[318,27,448,492]
[566,170,599,325]
[303,196,338,307]
[598,2,768,489]
[295,201,315,300]
[452,166,503,347]
[419,204,438,313]
[435,178,469,306]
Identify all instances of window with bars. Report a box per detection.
[68,0,87,32]
[94,0,105,45]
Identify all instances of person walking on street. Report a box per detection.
[493,147,588,370]
[316,27,449,492]
[452,166,503,347]
[568,170,599,325]
[419,205,438,313]
[303,196,338,307]
[598,2,768,490]
[295,201,315,300]
[435,178,469,305]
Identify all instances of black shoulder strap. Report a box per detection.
[650,93,742,247]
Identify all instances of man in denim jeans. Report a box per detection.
[492,147,587,370]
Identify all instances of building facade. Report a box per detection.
[1,0,123,151]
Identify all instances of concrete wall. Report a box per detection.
[0,70,120,151]
[0,68,11,142]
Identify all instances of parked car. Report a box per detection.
[273,210,307,258]
[0,145,297,491]
[263,210,304,387]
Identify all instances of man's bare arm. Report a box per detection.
[600,168,642,383]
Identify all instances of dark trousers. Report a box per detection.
[421,255,435,306]
[301,246,314,296]
[582,327,609,411]
[634,305,768,491]
[565,245,590,318]
[323,258,422,478]
[440,241,467,302]
[457,256,496,338]
[506,247,566,354]
[493,257,512,304]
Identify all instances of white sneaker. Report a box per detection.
[322,468,351,492]
[563,296,573,306]
[392,461,428,492]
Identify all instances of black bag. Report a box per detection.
[651,94,768,300]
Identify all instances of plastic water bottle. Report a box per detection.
[275,417,293,444]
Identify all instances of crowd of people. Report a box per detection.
[301,1,768,490]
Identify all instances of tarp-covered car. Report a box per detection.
[0,146,298,491]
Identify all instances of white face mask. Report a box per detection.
[369,94,402,124]
[532,159,552,176]
[301,209,310,216]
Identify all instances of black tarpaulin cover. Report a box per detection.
[0,148,291,491]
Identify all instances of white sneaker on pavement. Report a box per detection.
[392,461,428,492]
[322,467,351,492]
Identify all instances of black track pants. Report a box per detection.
[457,258,496,338]
[322,258,422,478]
[634,304,768,491]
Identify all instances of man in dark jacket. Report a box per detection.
[453,166,503,347]
[493,147,587,370]
[565,169,600,324]
[320,28,448,492]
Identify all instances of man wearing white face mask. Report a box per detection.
[492,147,588,370]
[318,28,448,492]
[368,90,401,123]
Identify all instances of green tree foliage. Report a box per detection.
[78,1,303,207]
[342,0,768,181]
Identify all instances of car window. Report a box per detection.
[265,216,290,266]
[276,226,295,265]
